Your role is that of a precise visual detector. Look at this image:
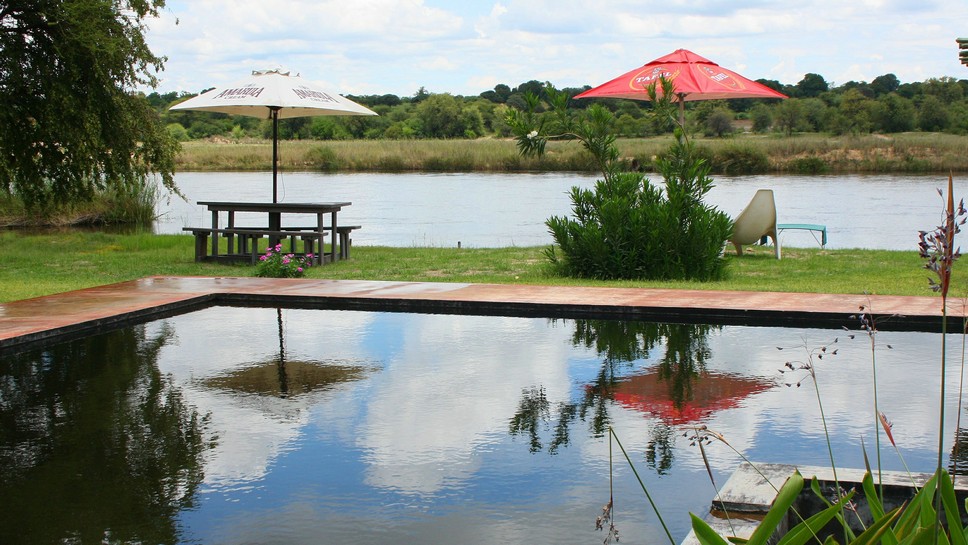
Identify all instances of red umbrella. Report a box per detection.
[575,49,787,125]
[610,369,774,426]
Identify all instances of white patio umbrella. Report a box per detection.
[170,69,377,202]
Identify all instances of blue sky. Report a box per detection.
[146,0,968,97]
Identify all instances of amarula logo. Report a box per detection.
[214,86,264,99]
[630,66,679,90]
[293,87,338,102]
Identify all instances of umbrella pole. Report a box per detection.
[677,94,686,128]
[271,107,280,203]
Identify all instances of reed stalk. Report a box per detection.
[174,133,968,174]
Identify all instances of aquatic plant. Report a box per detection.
[687,175,968,545]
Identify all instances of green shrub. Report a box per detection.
[166,123,189,142]
[713,145,771,174]
[424,153,475,171]
[375,155,408,172]
[305,145,341,172]
[546,139,732,281]
[789,156,829,174]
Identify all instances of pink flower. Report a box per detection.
[282,257,290,264]
[260,255,268,261]
[275,244,283,252]
[296,267,304,272]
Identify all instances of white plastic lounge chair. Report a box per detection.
[729,189,781,259]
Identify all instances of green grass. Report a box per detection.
[1,230,952,304]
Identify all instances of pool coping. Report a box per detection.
[0,276,960,351]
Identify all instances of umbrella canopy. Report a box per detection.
[575,49,786,125]
[170,69,377,202]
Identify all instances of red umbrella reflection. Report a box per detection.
[610,369,774,426]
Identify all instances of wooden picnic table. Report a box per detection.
[189,201,352,264]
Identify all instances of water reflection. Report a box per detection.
[509,320,774,474]
[199,309,372,399]
[0,325,209,545]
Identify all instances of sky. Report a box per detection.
[145,0,968,98]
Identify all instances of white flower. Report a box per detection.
[527,130,538,140]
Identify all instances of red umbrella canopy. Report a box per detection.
[575,49,787,103]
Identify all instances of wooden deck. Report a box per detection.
[0,277,957,351]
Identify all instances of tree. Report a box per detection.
[0,0,179,208]
[870,73,900,96]
[774,99,807,135]
[796,73,829,98]
[829,88,873,135]
[750,104,773,133]
[918,94,950,131]
[800,98,829,131]
[872,93,915,133]
[415,93,464,138]
[922,77,964,104]
[704,109,734,137]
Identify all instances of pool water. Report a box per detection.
[0,306,963,544]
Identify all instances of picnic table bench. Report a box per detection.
[183,201,357,265]
[183,225,361,264]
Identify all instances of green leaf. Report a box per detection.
[808,476,856,542]
[850,507,903,545]
[896,526,938,545]
[939,470,967,545]
[746,470,805,545]
[860,471,899,545]
[894,473,936,538]
[776,489,856,545]
[690,513,732,545]
[862,471,888,521]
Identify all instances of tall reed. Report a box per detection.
[174,133,968,174]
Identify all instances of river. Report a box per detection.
[155,171,959,250]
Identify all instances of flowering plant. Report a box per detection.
[255,244,313,278]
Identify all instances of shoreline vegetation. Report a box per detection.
[176,133,968,174]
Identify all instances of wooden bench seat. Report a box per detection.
[182,227,216,262]
[230,225,361,259]
[183,225,360,263]
[221,228,325,264]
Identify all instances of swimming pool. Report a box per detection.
[0,306,961,544]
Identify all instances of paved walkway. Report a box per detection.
[0,276,959,350]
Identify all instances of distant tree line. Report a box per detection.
[150,72,968,142]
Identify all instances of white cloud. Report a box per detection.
[147,0,968,96]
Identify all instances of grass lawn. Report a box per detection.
[2,230,953,304]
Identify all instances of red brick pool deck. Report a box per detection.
[0,276,960,349]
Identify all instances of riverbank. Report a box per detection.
[176,132,968,174]
[0,230,953,303]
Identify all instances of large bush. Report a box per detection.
[546,137,732,281]
[509,81,733,281]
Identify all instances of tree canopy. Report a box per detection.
[0,0,178,208]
